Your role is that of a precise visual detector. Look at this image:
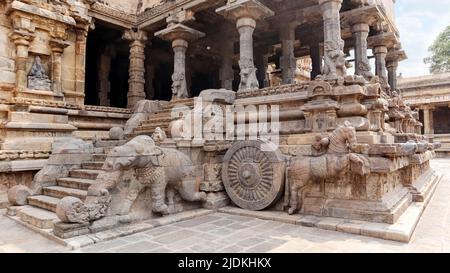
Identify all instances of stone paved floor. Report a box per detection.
[1,159,449,253]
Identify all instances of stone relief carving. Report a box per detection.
[57,135,207,223]
[284,121,370,215]
[321,40,347,81]
[172,72,188,99]
[28,56,52,91]
[239,59,259,92]
[152,127,167,143]
[222,140,286,211]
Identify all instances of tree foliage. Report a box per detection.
[424,25,450,74]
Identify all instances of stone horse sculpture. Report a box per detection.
[284,121,370,215]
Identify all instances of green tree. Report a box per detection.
[424,25,450,74]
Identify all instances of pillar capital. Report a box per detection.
[9,30,35,46]
[123,29,148,45]
[216,0,274,22]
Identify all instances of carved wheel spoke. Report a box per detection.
[222,141,285,211]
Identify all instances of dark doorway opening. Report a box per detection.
[85,23,129,108]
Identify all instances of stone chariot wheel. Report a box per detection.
[222,140,286,211]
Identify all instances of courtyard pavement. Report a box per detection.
[1,159,449,253]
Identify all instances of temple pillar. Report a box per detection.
[97,53,111,106]
[280,23,297,84]
[49,39,69,96]
[74,26,89,97]
[9,31,35,90]
[423,106,434,135]
[386,47,407,92]
[155,22,205,100]
[374,45,389,89]
[386,61,398,91]
[216,0,274,92]
[352,22,373,80]
[319,0,346,80]
[310,41,323,80]
[219,27,235,90]
[123,29,148,109]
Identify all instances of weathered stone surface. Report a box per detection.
[8,185,32,206]
[109,127,124,140]
[222,140,285,211]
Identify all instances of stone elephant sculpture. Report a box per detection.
[88,135,207,216]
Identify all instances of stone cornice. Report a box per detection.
[89,2,137,28]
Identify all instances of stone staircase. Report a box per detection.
[131,98,195,137]
[13,140,120,230]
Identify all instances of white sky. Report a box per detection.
[395,0,450,77]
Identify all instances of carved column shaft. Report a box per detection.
[423,107,434,135]
[280,24,297,84]
[172,38,188,98]
[220,36,234,90]
[98,53,111,106]
[75,27,88,95]
[237,17,256,67]
[352,23,372,79]
[386,61,398,91]
[124,30,148,109]
[319,0,346,79]
[10,32,34,89]
[374,45,389,89]
[51,47,63,94]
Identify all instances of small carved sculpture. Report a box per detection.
[239,59,259,91]
[152,127,167,142]
[284,122,370,215]
[172,72,188,99]
[28,56,51,91]
[322,40,347,81]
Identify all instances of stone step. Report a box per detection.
[27,195,60,212]
[93,153,107,161]
[82,161,104,170]
[69,169,102,180]
[57,177,96,191]
[43,186,87,200]
[17,206,59,229]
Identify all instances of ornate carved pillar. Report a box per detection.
[368,33,396,93]
[74,25,89,96]
[216,0,274,92]
[386,47,407,91]
[319,0,346,80]
[123,30,148,109]
[156,22,204,100]
[49,39,69,96]
[9,31,35,90]
[352,22,373,80]
[173,38,188,98]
